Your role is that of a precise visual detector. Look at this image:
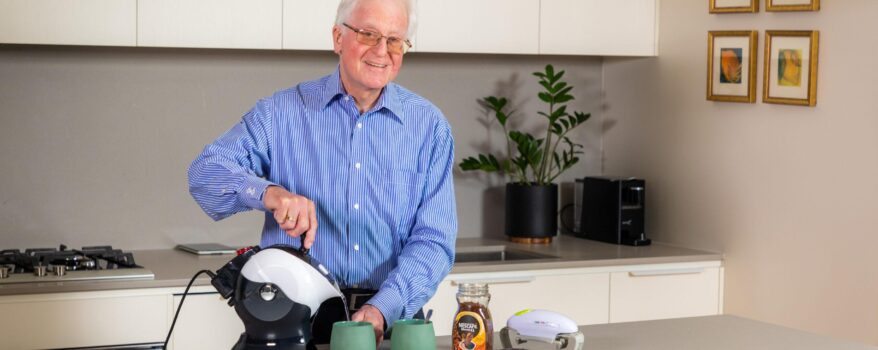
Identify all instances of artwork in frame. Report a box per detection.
[766,0,819,12]
[707,31,758,103]
[763,30,819,106]
[710,0,759,13]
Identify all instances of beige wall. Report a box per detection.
[602,0,878,345]
[0,46,602,249]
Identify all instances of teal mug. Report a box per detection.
[391,319,436,350]
[330,321,376,350]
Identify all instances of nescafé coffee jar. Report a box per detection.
[452,283,493,350]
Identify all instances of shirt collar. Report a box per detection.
[321,67,405,125]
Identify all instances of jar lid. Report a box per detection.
[458,283,489,295]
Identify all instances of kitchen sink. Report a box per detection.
[454,245,558,263]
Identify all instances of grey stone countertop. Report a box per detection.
[430,315,878,350]
[0,234,721,296]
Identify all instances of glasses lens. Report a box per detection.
[386,38,403,54]
[356,30,381,46]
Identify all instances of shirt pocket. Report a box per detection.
[381,169,426,237]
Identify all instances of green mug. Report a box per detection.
[391,319,436,350]
[330,321,376,350]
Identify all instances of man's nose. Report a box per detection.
[371,38,390,55]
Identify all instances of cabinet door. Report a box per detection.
[282,0,337,50]
[169,291,244,350]
[609,266,722,323]
[0,0,136,46]
[540,0,657,56]
[138,0,282,49]
[424,272,609,336]
[416,0,539,54]
[0,291,167,349]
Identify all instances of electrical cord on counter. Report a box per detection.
[163,269,216,350]
[559,203,581,235]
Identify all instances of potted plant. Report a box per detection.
[460,64,591,244]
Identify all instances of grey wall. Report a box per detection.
[0,45,604,249]
[602,0,878,345]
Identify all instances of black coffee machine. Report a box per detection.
[577,176,651,246]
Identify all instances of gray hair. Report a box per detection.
[335,0,417,39]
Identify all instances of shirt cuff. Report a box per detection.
[367,288,404,330]
[238,177,273,211]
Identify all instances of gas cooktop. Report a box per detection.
[0,245,154,284]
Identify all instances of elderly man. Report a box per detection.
[188,0,457,344]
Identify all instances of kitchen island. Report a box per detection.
[365,315,878,350]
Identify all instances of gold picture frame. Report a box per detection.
[707,31,758,103]
[710,0,759,13]
[766,0,819,12]
[762,30,819,106]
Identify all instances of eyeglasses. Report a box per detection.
[342,23,412,55]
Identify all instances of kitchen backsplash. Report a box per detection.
[0,45,606,249]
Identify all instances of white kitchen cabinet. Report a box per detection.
[137,0,283,49]
[0,289,168,349]
[425,261,721,336]
[0,0,136,46]
[609,264,722,323]
[540,0,658,56]
[282,0,338,51]
[425,269,610,336]
[168,287,244,350]
[415,0,540,54]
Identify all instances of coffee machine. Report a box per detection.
[577,177,651,246]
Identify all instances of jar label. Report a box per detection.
[454,311,486,350]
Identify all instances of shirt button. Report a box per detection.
[357,123,363,129]
[355,162,361,169]
[344,96,350,101]
[354,244,360,251]
[354,203,360,210]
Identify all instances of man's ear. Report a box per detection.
[332,26,343,54]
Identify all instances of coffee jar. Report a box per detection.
[452,283,493,350]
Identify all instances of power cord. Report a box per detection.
[559,203,581,235]
[163,269,216,350]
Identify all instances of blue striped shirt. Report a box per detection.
[188,68,458,325]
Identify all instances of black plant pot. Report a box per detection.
[505,183,558,243]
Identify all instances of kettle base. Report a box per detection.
[232,333,314,350]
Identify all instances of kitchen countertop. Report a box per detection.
[329,315,876,350]
[0,235,721,296]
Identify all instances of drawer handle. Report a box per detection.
[628,268,704,277]
[451,276,535,285]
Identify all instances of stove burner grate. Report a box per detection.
[0,245,141,274]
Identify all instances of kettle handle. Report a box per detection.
[300,235,309,255]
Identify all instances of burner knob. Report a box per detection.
[34,265,47,277]
[53,265,67,276]
[0,266,8,279]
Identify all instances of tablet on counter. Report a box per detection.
[175,243,237,255]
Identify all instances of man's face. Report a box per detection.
[333,0,408,97]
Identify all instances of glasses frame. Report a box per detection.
[342,22,412,54]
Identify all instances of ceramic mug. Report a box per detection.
[330,321,376,350]
[391,319,436,350]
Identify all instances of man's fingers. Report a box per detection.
[351,309,365,322]
[374,327,383,345]
[272,204,287,225]
[304,201,318,249]
[291,206,309,236]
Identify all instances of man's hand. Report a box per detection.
[351,304,385,345]
[263,186,317,249]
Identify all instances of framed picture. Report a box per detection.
[766,0,819,12]
[707,31,758,103]
[763,30,819,106]
[710,0,759,13]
